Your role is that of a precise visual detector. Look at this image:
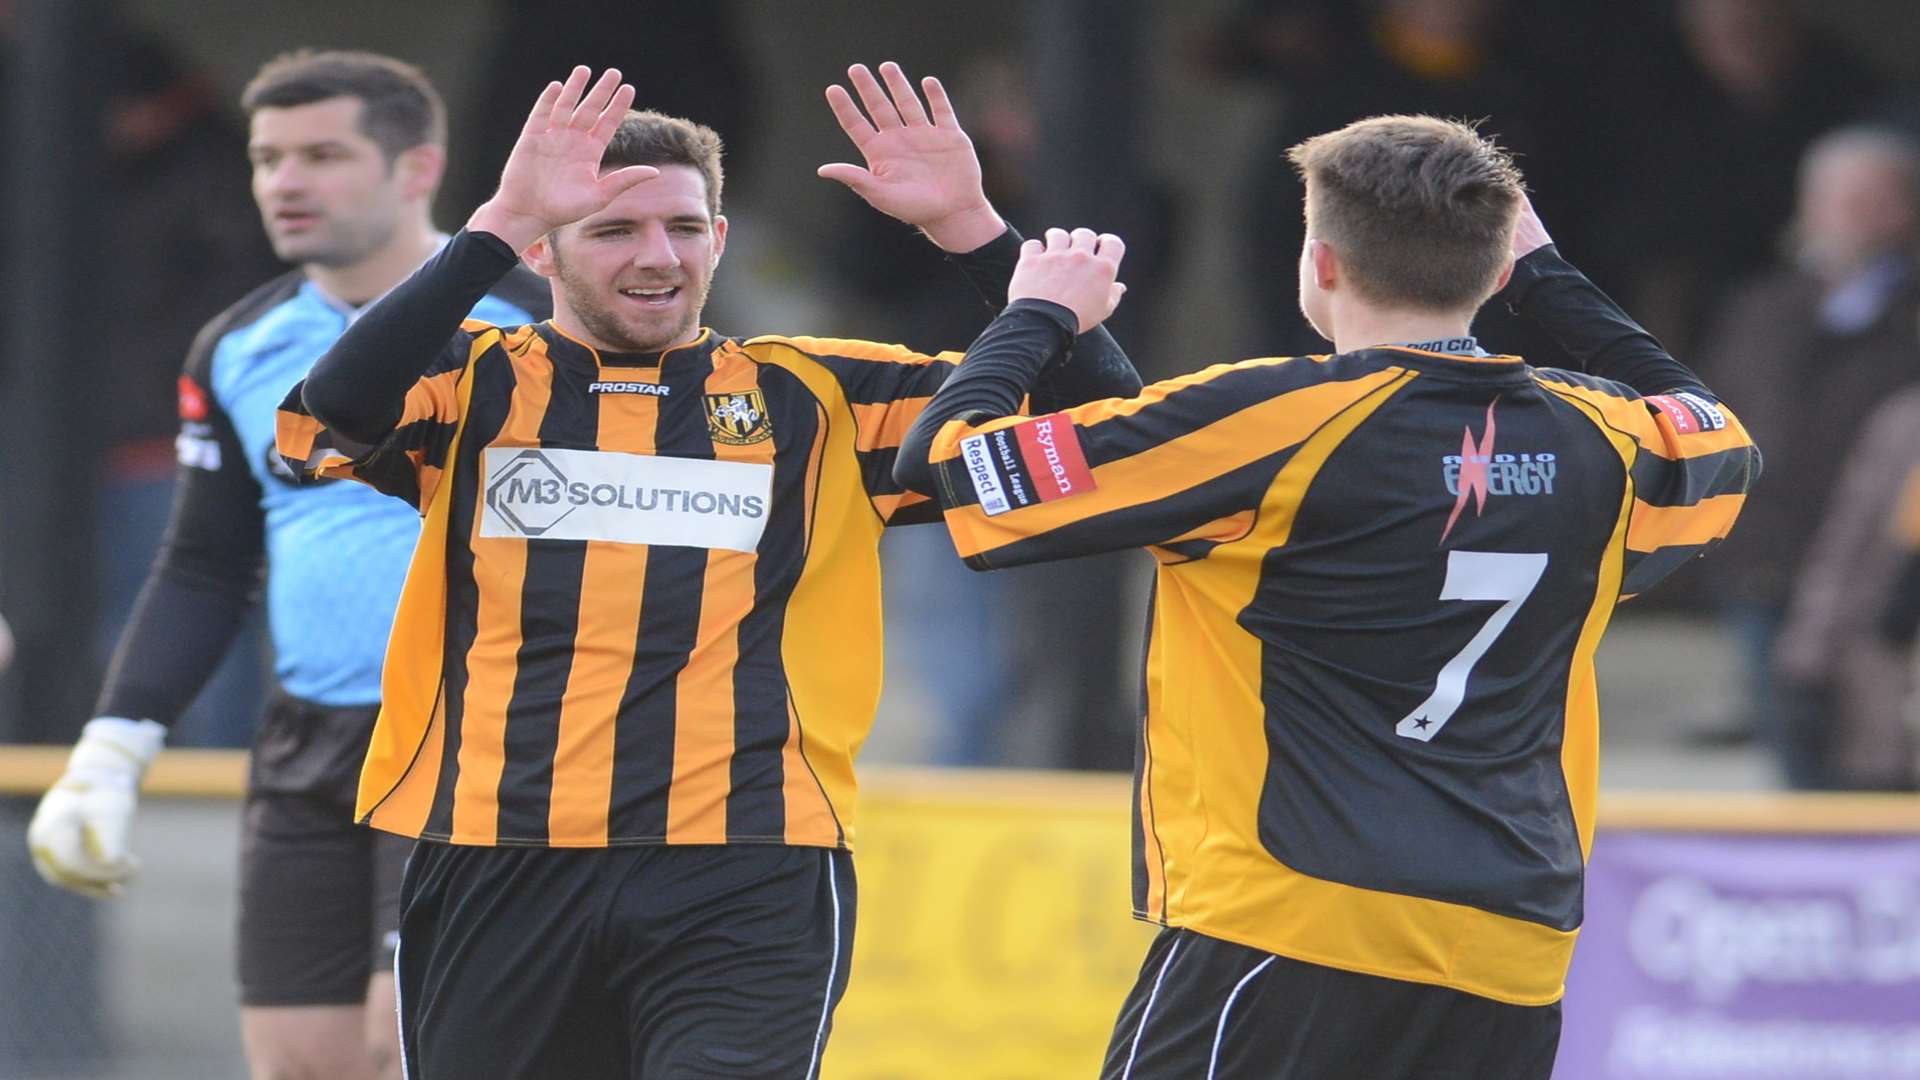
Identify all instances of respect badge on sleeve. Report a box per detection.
[957,413,1096,517]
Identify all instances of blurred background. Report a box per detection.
[3,0,1920,1077]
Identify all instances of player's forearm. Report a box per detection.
[893,298,1077,494]
[948,227,1144,411]
[1496,245,1708,397]
[303,229,520,444]
[94,566,255,726]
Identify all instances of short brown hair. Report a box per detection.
[602,110,725,218]
[1288,115,1524,312]
[241,49,446,162]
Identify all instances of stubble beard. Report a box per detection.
[558,258,709,354]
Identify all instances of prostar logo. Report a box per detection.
[1441,400,1498,544]
[589,380,670,396]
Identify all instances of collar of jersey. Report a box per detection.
[1359,345,1531,383]
[539,323,716,369]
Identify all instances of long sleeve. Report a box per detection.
[96,362,264,724]
[891,299,1078,495]
[278,231,522,510]
[946,227,1143,412]
[300,229,521,446]
[1496,245,1707,397]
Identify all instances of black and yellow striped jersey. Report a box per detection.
[278,321,955,849]
[923,343,1759,1005]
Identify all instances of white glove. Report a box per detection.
[27,717,167,898]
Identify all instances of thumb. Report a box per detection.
[817,163,879,197]
[86,801,136,873]
[602,164,659,199]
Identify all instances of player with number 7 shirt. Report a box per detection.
[895,116,1760,1079]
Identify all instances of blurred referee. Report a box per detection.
[26,51,546,1080]
[898,118,1762,1078]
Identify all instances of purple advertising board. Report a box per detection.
[1557,830,1920,1079]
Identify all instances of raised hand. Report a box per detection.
[1512,192,1553,260]
[467,66,659,253]
[817,61,1005,253]
[1009,228,1128,334]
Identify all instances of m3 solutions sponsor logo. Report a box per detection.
[481,447,773,552]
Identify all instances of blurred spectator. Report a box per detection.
[1694,126,1920,776]
[1199,0,1571,359]
[1773,385,1920,790]
[96,30,281,745]
[1585,0,1880,360]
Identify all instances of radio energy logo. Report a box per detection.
[1439,401,1557,543]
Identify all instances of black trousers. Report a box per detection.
[1102,928,1562,1080]
[396,842,856,1079]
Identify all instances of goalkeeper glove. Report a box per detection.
[27,717,167,898]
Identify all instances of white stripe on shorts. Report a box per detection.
[393,937,411,1080]
[1121,936,1185,1080]
[1207,955,1276,1079]
[804,852,843,1080]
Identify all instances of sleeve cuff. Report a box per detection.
[1004,298,1079,341]
[1496,244,1572,313]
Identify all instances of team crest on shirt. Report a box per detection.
[704,390,773,446]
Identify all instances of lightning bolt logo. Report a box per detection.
[1441,400,1498,544]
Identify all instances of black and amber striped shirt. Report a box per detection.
[280,321,960,848]
[911,264,1760,1006]
[268,225,1138,850]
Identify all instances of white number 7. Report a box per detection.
[1396,551,1548,742]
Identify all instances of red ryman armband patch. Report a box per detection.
[1646,392,1726,435]
[957,412,1097,517]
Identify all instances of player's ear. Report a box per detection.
[396,143,445,201]
[522,232,559,279]
[1308,238,1340,289]
[1492,256,1516,293]
[709,215,728,268]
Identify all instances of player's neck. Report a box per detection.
[1328,303,1474,355]
[305,217,442,309]
[549,306,706,358]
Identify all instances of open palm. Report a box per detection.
[819,62,990,235]
[489,66,657,236]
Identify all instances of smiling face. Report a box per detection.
[248,96,424,268]
[529,164,727,353]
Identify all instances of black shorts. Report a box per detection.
[1102,928,1562,1080]
[396,841,856,1080]
[237,690,413,1007]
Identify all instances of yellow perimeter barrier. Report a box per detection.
[2,749,1916,1078]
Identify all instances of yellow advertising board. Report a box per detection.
[823,768,1157,1079]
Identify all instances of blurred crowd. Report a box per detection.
[6,0,1920,790]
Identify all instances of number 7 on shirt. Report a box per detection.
[1396,551,1549,743]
